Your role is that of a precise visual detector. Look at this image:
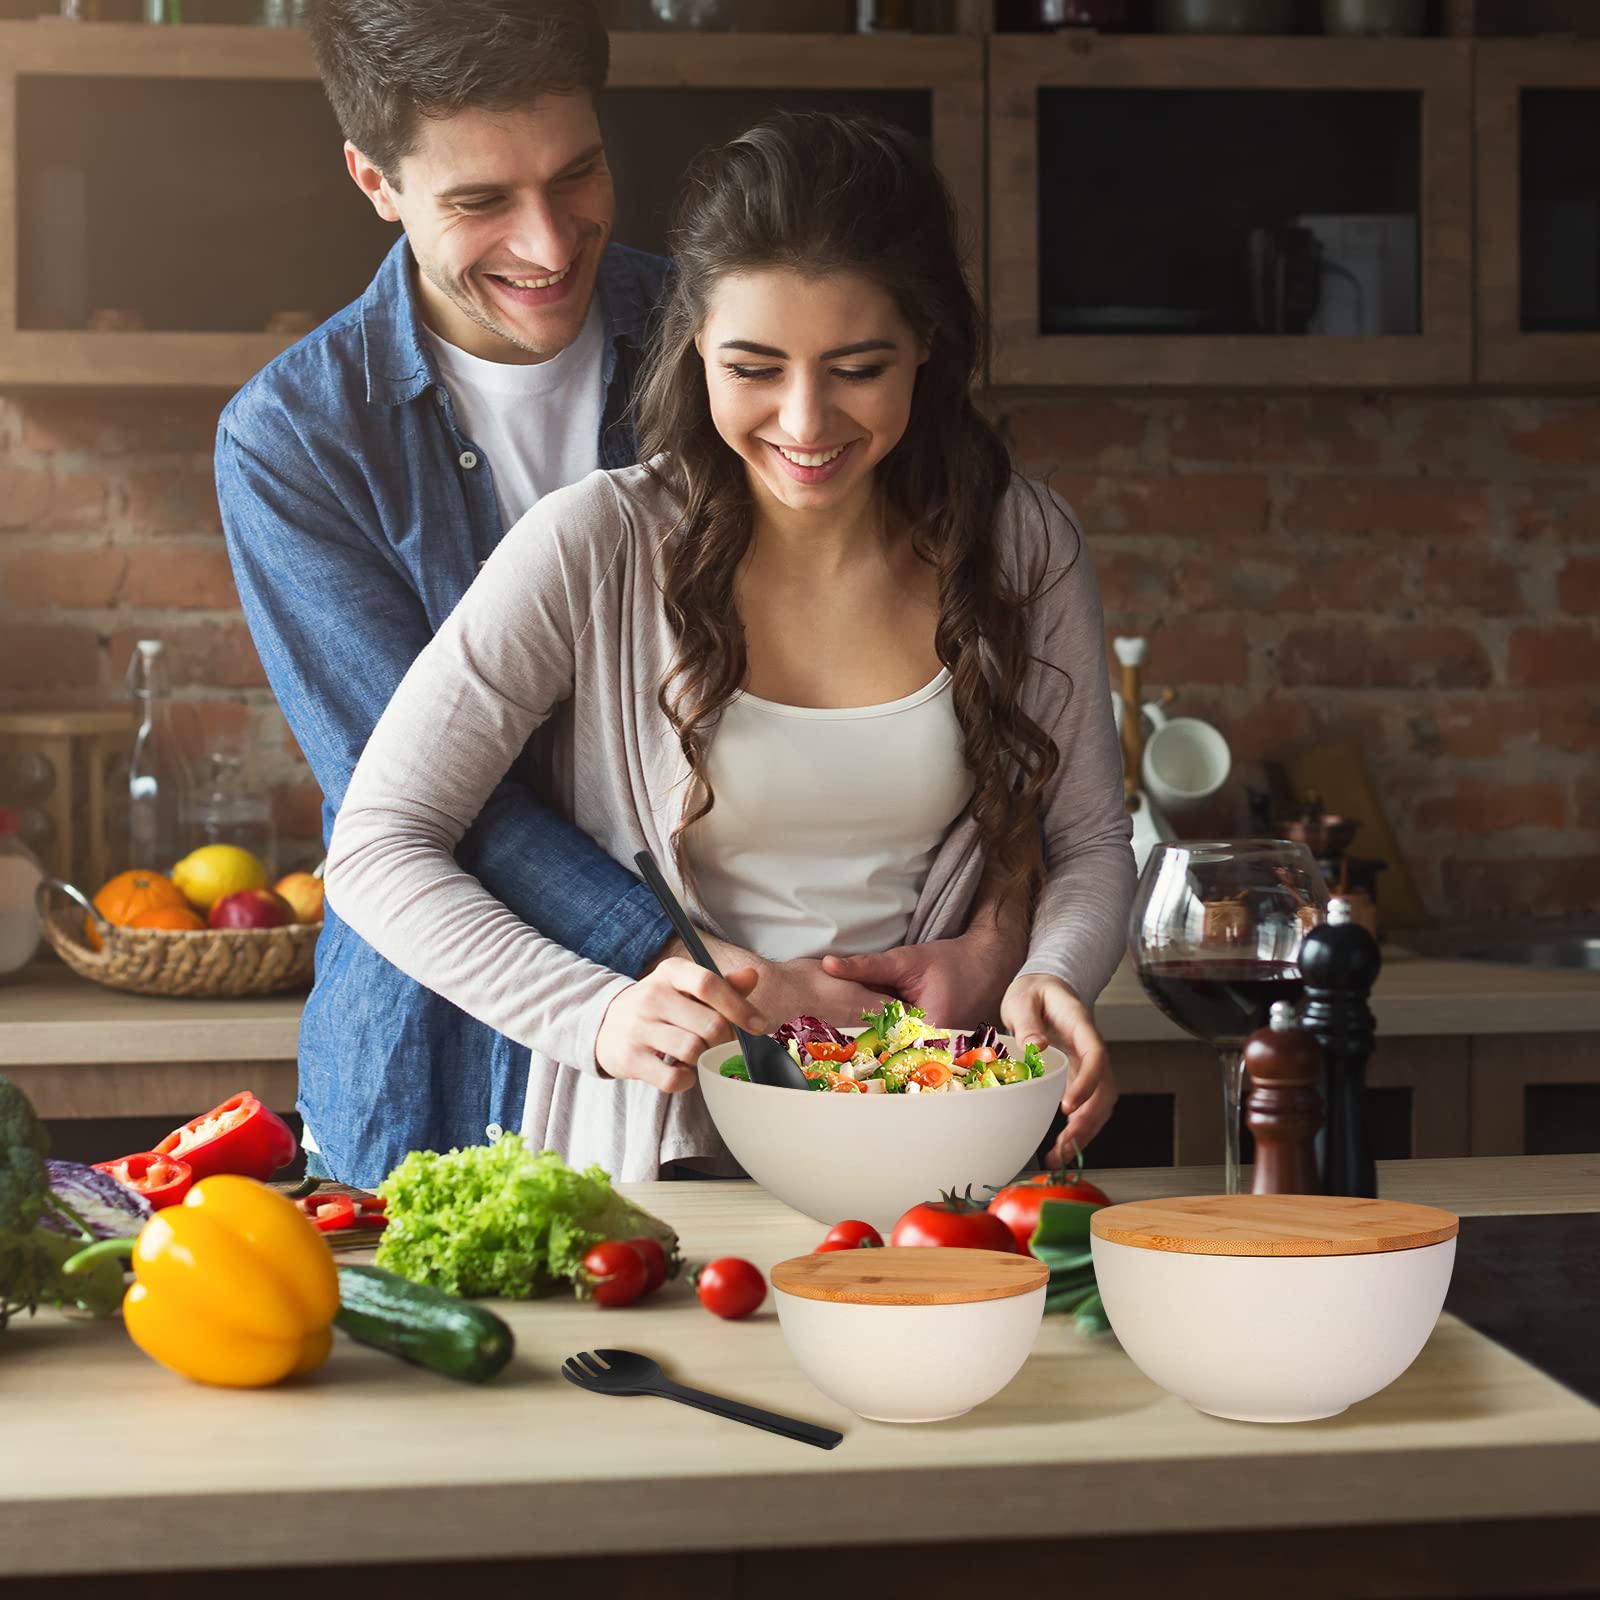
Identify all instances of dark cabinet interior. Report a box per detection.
[1519,88,1600,333]
[1036,85,1422,339]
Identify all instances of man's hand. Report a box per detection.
[1001,972,1118,1161]
[595,962,769,1093]
[648,936,887,1030]
[819,913,1030,1031]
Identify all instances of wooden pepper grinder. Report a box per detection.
[1300,897,1382,1199]
[1243,1001,1324,1196]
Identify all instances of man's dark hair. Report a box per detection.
[308,0,610,181]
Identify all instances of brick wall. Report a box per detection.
[2,387,1596,923]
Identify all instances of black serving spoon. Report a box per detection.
[633,850,809,1090]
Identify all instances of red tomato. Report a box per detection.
[815,1219,884,1253]
[890,1188,1017,1253]
[909,1061,952,1090]
[987,1171,1112,1257]
[804,1041,857,1062]
[954,1045,997,1069]
[583,1241,648,1308]
[623,1235,669,1295]
[692,1257,767,1320]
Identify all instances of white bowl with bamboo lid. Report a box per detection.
[1089,1194,1459,1424]
[770,1247,1049,1424]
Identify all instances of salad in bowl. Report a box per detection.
[719,1000,1048,1095]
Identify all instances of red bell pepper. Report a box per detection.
[303,1194,357,1233]
[153,1091,298,1182]
[92,1150,194,1209]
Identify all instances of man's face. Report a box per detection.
[348,93,614,363]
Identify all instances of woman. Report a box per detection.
[324,112,1135,1182]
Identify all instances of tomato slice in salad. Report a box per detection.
[804,1041,857,1063]
[954,1046,998,1069]
[910,1061,953,1090]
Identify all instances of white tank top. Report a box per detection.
[686,669,974,962]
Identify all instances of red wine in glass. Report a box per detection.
[1138,958,1306,1049]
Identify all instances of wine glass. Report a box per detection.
[1130,840,1329,1194]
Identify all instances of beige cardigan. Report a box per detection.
[324,464,1135,1180]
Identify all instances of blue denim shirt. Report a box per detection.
[216,236,673,1188]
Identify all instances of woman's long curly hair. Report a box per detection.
[635,111,1069,906]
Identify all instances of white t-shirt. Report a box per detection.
[686,668,975,963]
[424,297,606,531]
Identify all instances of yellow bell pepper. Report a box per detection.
[120,1175,340,1387]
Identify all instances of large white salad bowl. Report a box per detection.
[697,1033,1069,1232]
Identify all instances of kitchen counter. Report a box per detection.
[7,949,1600,1066]
[3,1155,1597,1596]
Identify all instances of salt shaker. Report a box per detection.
[1243,1001,1324,1196]
[1299,897,1382,1199]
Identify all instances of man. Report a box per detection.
[218,0,1097,1189]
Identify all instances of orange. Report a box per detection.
[126,906,207,932]
[87,870,190,950]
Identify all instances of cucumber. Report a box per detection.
[335,1264,515,1384]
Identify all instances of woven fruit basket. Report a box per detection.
[35,878,318,998]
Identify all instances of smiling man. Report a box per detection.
[216,0,1034,1189]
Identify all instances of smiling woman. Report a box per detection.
[321,111,1136,1184]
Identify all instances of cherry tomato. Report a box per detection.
[692,1257,766,1320]
[804,1040,857,1062]
[815,1219,884,1253]
[583,1240,648,1308]
[987,1171,1112,1257]
[624,1235,669,1295]
[890,1187,1017,1253]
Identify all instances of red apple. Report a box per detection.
[208,888,295,930]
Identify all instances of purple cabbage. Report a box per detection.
[950,1025,1010,1061]
[772,1014,850,1050]
[921,1037,950,1051]
[38,1159,152,1239]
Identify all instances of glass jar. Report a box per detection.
[182,750,277,873]
[0,810,44,978]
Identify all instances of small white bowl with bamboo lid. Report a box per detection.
[770,1247,1049,1424]
[1089,1194,1459,1424]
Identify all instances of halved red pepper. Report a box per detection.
[296,1192,388,1234]
[93,1150,194,1210]
[304,1194,356,1233]
[153,1091,298,1183]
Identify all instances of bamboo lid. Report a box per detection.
[1089,1194,1459,1258]
[770,1247,1049,1306]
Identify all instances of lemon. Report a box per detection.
[171,844,269,913]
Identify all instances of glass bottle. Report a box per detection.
[183,749,277,873]
[125,640,195,873]
[0,809,45,979]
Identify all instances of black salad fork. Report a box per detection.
[633,850,809,1089]
[560,1348,842,1450]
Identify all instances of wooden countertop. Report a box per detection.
[6,947,1600,1070]
[3,1154,1597,1579]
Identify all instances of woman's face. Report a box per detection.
[696,267,924,520]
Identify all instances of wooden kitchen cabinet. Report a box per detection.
[0,21,981,389]
[1475,40,1600,384]
[988,35,1473,388]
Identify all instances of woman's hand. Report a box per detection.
[595,961,770,1093]
[1001,973,1118,1162]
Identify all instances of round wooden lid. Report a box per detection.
[1089,1194,1459,1258]
[769,1247,1049,1306]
